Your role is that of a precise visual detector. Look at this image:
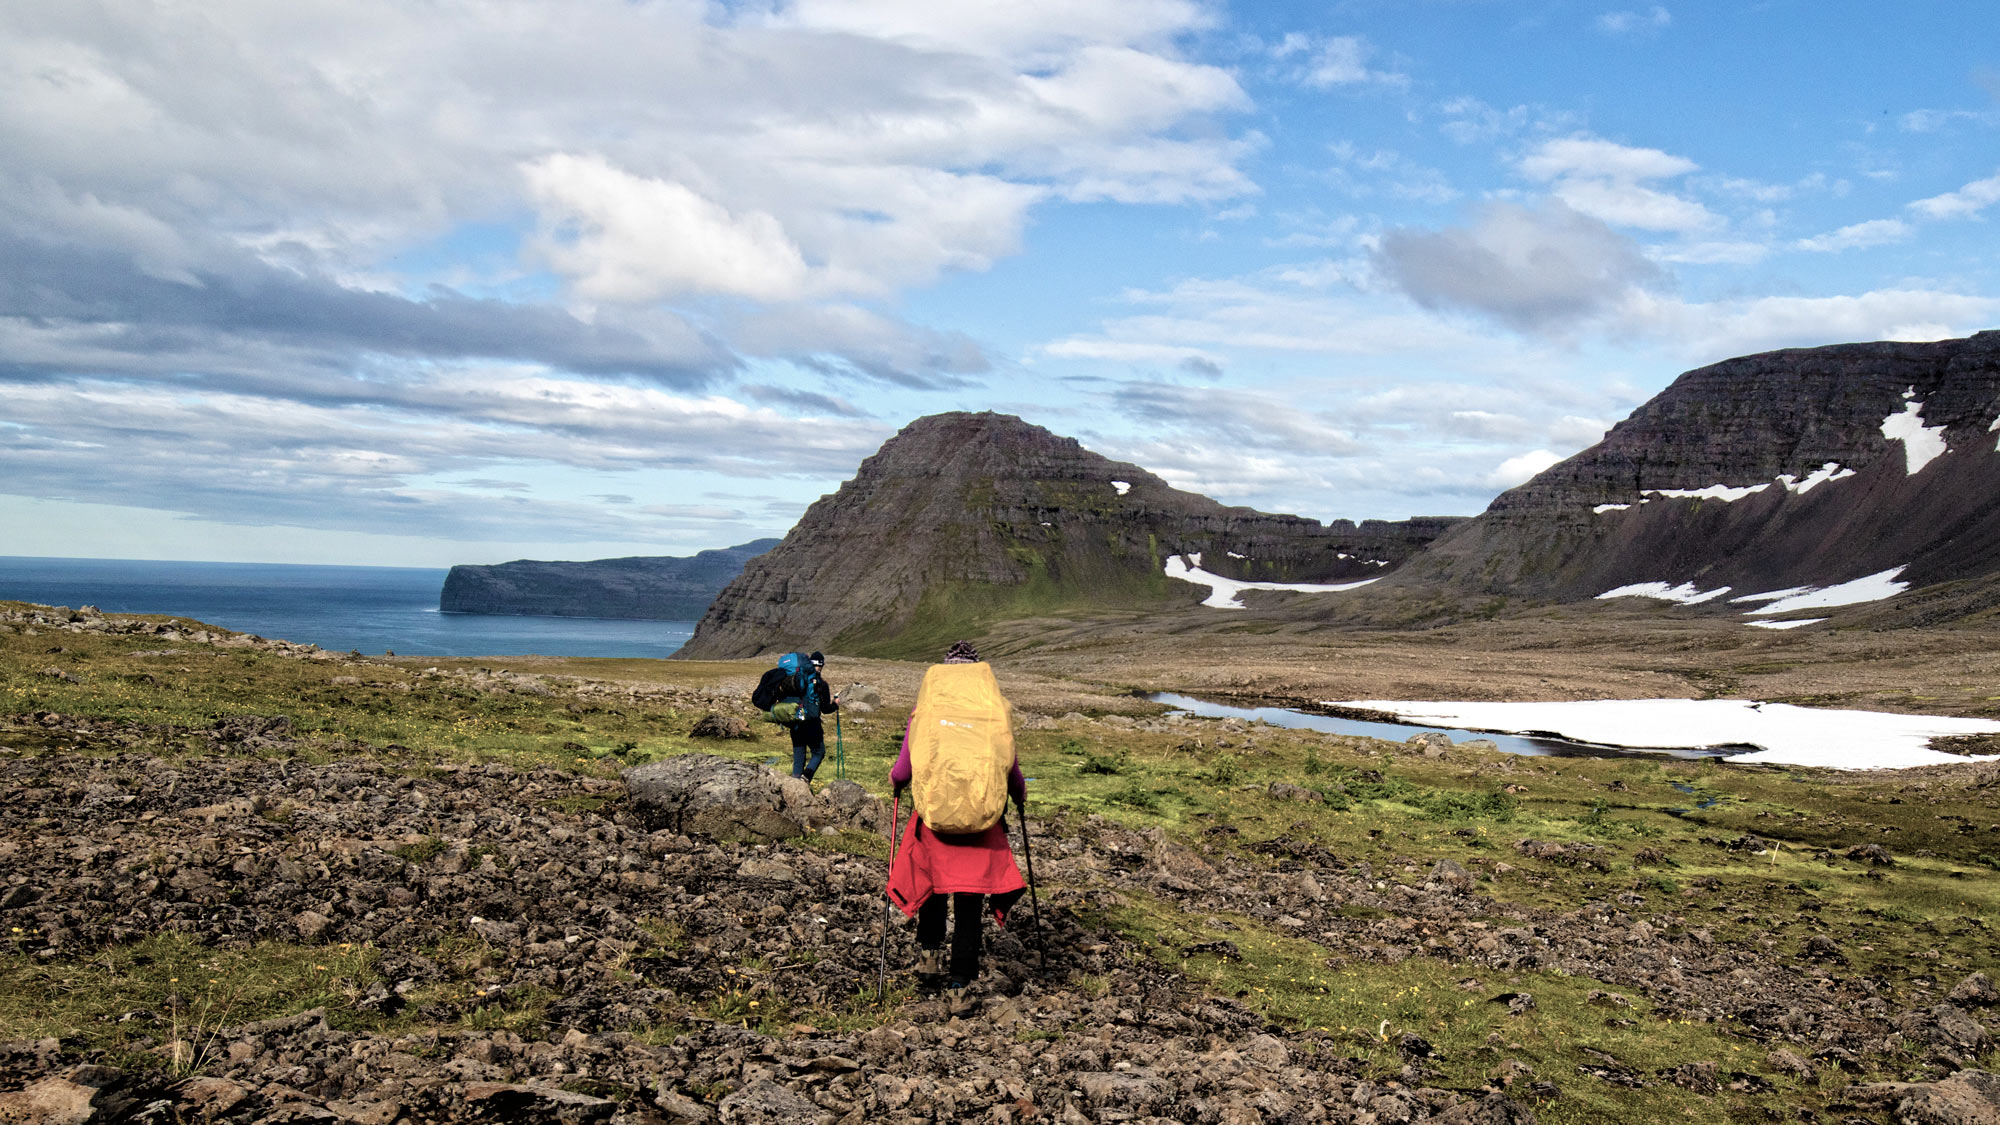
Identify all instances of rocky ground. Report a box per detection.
[3,602,1999,1123]
[4,732,1998,1124]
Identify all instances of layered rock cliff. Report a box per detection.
[677,413,1459,658]
[1384,330,2000,619]
[439,539,780,620]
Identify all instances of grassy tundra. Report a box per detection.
[2,601,1996,1123]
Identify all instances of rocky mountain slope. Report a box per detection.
[1375,330,2000,625]
[440,539,779,620]
[677,413,1459,659]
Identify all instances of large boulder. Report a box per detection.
[814,778,888,834]
[1851,1069,2000,1124]
[622,755,814,842]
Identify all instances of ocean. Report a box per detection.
[0,556,695,658]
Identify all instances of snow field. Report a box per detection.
[1333,697,2000,770]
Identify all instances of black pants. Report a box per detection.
[790,717,825,778]
[916,892,984,984]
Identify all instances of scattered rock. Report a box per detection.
[689,713,754,740]
[1514,839,1611,871]
[463,1081,618,1122]
[294,909,333,943]
[623,754,813,842]
[1407,731,1452,757]
[1846,843,1896,866]
[0,1076,99,1125]
[812,779,886,834]
[716,1079,832,1124]
[1849,1069,2000,1124]
[1949,972,1999,1007]
[1766,1048,1816,1082]
[1428,859,1477,894]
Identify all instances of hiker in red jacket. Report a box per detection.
[886,640,1027,995]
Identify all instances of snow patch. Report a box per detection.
[1111,480,1131,495]
[1645,484,1770,502]
[1741,567,1910,615]
[1730,587,1812,604]
[1990,415,2000,452]
[1164,554,1379,610]
[1596,463,1857,516]
[1747,618,1826,630]
[1331,697,2000,770]
[1776,462,1855,493]
[1597,581,1732,605]
[1880,400,1947,473]
[1227,551,1248,560]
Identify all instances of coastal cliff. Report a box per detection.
[440,539,779,620]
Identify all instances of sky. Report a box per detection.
[3,0,1998,567]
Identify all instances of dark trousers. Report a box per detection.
[790,718,825,778]
[916,892,984,984]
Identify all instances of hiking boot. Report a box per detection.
[915,947,945,992]
[945,981,978,1016]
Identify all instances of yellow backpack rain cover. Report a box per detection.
[909,662,1015,834]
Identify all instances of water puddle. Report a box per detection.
[1669,781,1726,809]
[1148,693,1745,762]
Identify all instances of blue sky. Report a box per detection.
[3,0,1996,566]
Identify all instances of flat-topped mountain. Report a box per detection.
[677,412,1459,658]
[440,539,780,620]
[1384,330,2000,624]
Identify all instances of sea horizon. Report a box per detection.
[0,555,695,659]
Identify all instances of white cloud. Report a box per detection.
[1435,97,1582,145]
[524,154,812,302]
[0,0,1254,306]
[1899,108,1999,133]
[1520,138,1696,184]
[1373,199,1665,332]
[1615,288,2000,363]
[1795,218,1912,253]
[1487,449,1564,488]
[1596,7,1672,35]
[774,0,1215,60]
[1909,170,2000,220]
[1274,33,1409,90]
[1655,240,1770,265]
[1518,136,1714,232]
[1324,143,1458,204]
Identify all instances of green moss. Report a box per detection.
[0,934,379,1056]
[830,551,1182,658]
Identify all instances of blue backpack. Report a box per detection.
[775,651,821,721]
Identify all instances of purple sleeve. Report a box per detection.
[1009,760,1026,803]
[890,724,912,787]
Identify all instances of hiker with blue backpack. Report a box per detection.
[752,649,839,782]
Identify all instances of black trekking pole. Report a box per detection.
[1015,797,1047,972]
[878,794,899,1002]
